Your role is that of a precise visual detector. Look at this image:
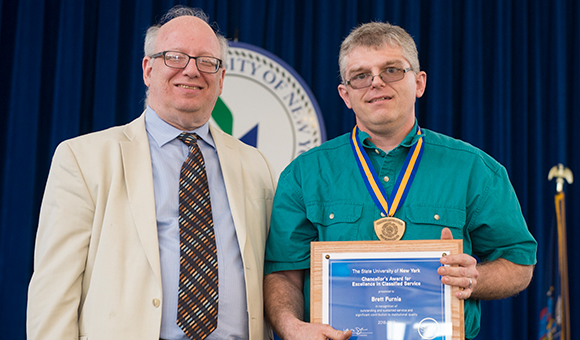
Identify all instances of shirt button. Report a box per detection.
[434,214,440,221]
[152,298,161,308]
[380,212,386,217]
[375,149,380,154]
[383,176,390,182]
[329,213,335,219]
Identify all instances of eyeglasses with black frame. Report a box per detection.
[346,67,413,89]
[149,51,222,74]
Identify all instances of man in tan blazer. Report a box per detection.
[27,6,276,340]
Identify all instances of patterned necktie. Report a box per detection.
[176,133,218,339]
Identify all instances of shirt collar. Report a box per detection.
[400,119,422,148]
[360,118,421,150]
[145,106,215,149]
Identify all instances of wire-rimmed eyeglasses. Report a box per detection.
[149,51,222,74]
[346,67,413,89]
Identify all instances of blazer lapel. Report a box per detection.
[120,114,161,280]
[210,124,247,254]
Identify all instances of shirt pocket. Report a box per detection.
[404,204,466,237]
[306,202,363,240]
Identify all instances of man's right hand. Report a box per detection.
[264,270,352,340]
[277,318,352,340]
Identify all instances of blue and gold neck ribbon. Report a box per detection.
[350,125,424,217]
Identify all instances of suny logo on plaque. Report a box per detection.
[211,41,326,177]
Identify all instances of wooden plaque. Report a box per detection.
[311,240,464,339]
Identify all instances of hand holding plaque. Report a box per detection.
[311,240,465,340]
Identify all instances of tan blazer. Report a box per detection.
[27,114,276,340]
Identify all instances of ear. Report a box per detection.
[415,71,427,98]
[338,84,352,109]
[143,57,153,87]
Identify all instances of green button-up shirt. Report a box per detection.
[265,121,537,339]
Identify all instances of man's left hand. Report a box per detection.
[437,228,479,300]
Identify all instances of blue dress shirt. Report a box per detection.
[145,107,249,340]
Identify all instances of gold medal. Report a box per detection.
[350,125,423,242]
[374,217,406,241]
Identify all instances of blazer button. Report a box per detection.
[152,298,161,308]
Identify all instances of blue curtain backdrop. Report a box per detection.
[1,0,578,339]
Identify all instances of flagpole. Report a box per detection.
[548,164,573,340]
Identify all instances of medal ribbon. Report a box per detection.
[350,125,424,217]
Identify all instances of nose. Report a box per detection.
[182,58,201,77]
[370,73,386,87]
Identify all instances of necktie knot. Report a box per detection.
[177,132,200,147]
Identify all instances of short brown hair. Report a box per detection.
[339,22,420,83]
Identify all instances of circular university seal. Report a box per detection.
[211,42,326,177]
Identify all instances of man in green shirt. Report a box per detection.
[263,22,537,340]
